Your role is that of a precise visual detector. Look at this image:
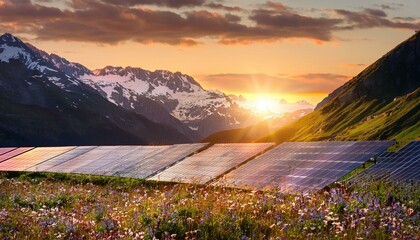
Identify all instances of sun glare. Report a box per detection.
[253,97,278,115]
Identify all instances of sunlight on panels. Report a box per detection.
[91,145,173,176]
[118,143,208,179]
[27,146,98,172]
[70,146,141,174]
[149,143,274,184]
[0,147,34,164]
[48,146,123,174]
[214,141,394,194]
[0,148,16,156]
[0,147,75,171]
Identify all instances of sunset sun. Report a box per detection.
[253,97,278,114]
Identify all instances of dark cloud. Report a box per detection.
[200,73,349,94]
[374,3,404,11]
[363,8,387,17]
[204,3,243,12]
[336,8,420,30]
[0,0,418,46]
[99,0,206,8]
[394,17,418,22]
[249,9,342,41]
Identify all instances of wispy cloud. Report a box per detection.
[0,0,418,46]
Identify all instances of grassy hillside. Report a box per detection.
[0,172,418,239]
[259,32,420,147]
[260,88,419,148]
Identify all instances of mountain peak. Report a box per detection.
[0,33,23,44]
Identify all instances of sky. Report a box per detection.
[0,0,419,104]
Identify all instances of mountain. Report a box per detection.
[260,32,420,146]
[202,108,313,143]
[79,67,254,138]
[0,33,315,145]
[0,33,191,146]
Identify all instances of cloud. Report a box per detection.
[204,3,243,12]
[98,0,206,8]
[0,0,419,46]
[374,3,404,11]
[345,63,367,67]
[336,8,420,30]
[199,73,350,94]
[247,9,343,42]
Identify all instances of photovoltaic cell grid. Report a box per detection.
[114,143,208,179]
[46,146,135,174]
[0,147,76,171]
[27,146,98,172]
[355,141,420,181]
[0,147,34,164]
[93,145,174,176]
[214,141,394,193]
[149,143,274,184]
[0,148,16,156]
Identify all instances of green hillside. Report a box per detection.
[258,32,420,147]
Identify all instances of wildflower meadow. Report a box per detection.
[0,172,418,239]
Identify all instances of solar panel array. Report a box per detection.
[0,147,34,164]
[27,146,98,172]
[149,143,274,184]
[214,141,394,193]
[0,141,408,193]
[25,144,207,178]
[0,147,75,171]
[0,147,16,156]
[117,143,208,178]
[354,141,420,181]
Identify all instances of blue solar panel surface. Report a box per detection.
[214,141,393,193]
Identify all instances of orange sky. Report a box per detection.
[1,0,419,104]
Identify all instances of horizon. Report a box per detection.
[1,0,419,104]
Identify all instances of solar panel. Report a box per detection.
[0,148,16,156]
[46,146,124,174]
[43,146,99,173]
[214,141,394,193]
[0,147,34,164]
[353,141,420,181]
[103,143,208,178]
[0,147,76,172]
[67,146,138,174]
[29,146,98,172]
[149,143,274,184]
[92,145,173,176]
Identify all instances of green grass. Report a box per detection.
[259,88,420,147]
[0,172,418,239]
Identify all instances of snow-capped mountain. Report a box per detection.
[0,33,312,141]
[79,66,254,137]
[0,33,192,145]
